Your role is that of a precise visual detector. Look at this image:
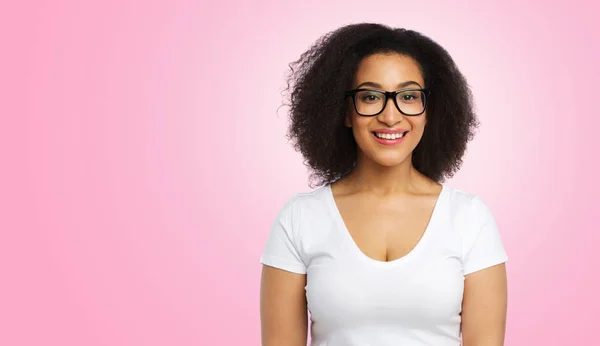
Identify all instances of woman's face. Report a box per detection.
[345,53,427,168]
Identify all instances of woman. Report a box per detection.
[260,23,508,346]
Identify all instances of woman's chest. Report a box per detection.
[302,224,465,330]
[334,194,440,263]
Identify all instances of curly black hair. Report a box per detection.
[283,23,479,188]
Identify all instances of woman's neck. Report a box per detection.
[339,155,434,197]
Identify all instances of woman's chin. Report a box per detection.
[370,152,411,168]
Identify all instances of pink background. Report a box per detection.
[2,0,599,345]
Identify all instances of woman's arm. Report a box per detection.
[260,264,308,346]
[461,263,508,346]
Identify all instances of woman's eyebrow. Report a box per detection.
[356,80,423,89]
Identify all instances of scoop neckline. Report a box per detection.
[325,183,447,267]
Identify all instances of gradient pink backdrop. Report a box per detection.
[2,0,599,345]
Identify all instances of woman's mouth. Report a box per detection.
[371,131,408,146]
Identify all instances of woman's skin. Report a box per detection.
[260,53,507,346]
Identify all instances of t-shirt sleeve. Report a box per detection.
[260,196,307,274]
[462,196,508,275]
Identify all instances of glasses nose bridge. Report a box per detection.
[380,91,403,117]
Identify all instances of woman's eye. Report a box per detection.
[361,94,380,102]
[400,93,420,102]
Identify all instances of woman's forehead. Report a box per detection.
[354,53,424,87]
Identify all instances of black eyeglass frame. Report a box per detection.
[345,88,431,116]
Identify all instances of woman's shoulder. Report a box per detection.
[268,185,336,248]
[442,185,508,269]
[285,184,331,205]
[273,184,332,219]
[443,184,498,232]
[444,184,487,209]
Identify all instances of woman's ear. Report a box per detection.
[344,110,352,128]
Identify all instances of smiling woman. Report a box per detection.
[259,23,508,346]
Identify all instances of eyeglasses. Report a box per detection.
[345,88,431,116]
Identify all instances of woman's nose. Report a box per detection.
[378,98,403,125]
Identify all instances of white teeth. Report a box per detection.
[375,132,405,139]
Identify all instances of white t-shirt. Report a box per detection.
[260,183,508,346]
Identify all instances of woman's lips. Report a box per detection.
[371,131,408,146]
